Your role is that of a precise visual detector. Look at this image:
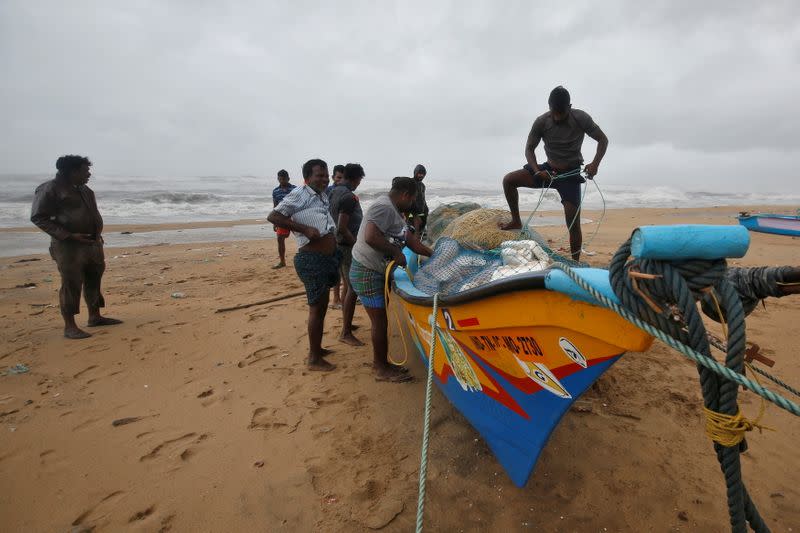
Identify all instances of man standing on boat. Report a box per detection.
[409,164,429,238]
[499,86,608,261]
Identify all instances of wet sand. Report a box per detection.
[0,205,798,532]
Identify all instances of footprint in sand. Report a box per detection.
[140,433,209,462]
[128,504,156,523]
[198,387,231,407]
[345,394,369,413]
[249,407,302,433]
[237,346,278,367]
[72,417,101,432]
[39,449,58,468]
[71,490,126,527]
[309,394,345,408]
[72,365,99,379]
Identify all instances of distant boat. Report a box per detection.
[737,212,800,237]
[394,251,653,487]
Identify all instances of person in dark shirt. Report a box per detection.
[327,164,346,308]
[271,169,296,268]
[329,163,365,346]
[30,155,122,339]
[409,164,429,237]
[500,86,609,261]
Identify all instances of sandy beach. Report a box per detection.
[0,205,798,532]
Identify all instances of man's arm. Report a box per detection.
[337,212,356,246]
[30,186,90,242]
[583,128,608,178]
[406,231,433,257]
[525,123,543,171]
[364,221,406,267]
[267,210,320,241]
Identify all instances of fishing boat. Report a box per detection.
[737,212,800,237]
[393,250,653,487]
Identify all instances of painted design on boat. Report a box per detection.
[437,327,482,392]
[559,337,587,368]
[514,357,572,399]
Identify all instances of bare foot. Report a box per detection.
[338,333,364,346]
[308,358,336,372]
[499,219,522,230]
[64,327,92,339]
[87,316,123,327]
[272,262,286,269]
[374,365,413,383]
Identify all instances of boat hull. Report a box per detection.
[395,267,653,487]
[738,214,800,237]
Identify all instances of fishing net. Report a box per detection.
[425,202,481,243]
[411,207,584,296]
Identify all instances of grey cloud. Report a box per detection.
[1,0,798,189]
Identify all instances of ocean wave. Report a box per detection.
[127,192,228,204]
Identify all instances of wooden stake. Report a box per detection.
[215,290,306,313]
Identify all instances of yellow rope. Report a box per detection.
[702,363,773,447]
[704,287,729,339]
[385,260,411,366]
[703,401,772,447]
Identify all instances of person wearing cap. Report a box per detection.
[499,85,608,261]
[271,169,296,269]
[409,164,429,238]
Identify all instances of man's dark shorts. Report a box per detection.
[522,162,585,207]
[294,249,342,305]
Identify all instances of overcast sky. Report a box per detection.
[1,1,798,191]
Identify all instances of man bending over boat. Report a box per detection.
[499,85,609,261]
[350,177,433,382]
[268,159,340,372]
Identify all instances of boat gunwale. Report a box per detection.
[737,213,800,222]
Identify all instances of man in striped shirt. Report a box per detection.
[268,159,340,372]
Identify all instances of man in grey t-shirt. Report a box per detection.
[350,177,433,383]
[500,86,609,261]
